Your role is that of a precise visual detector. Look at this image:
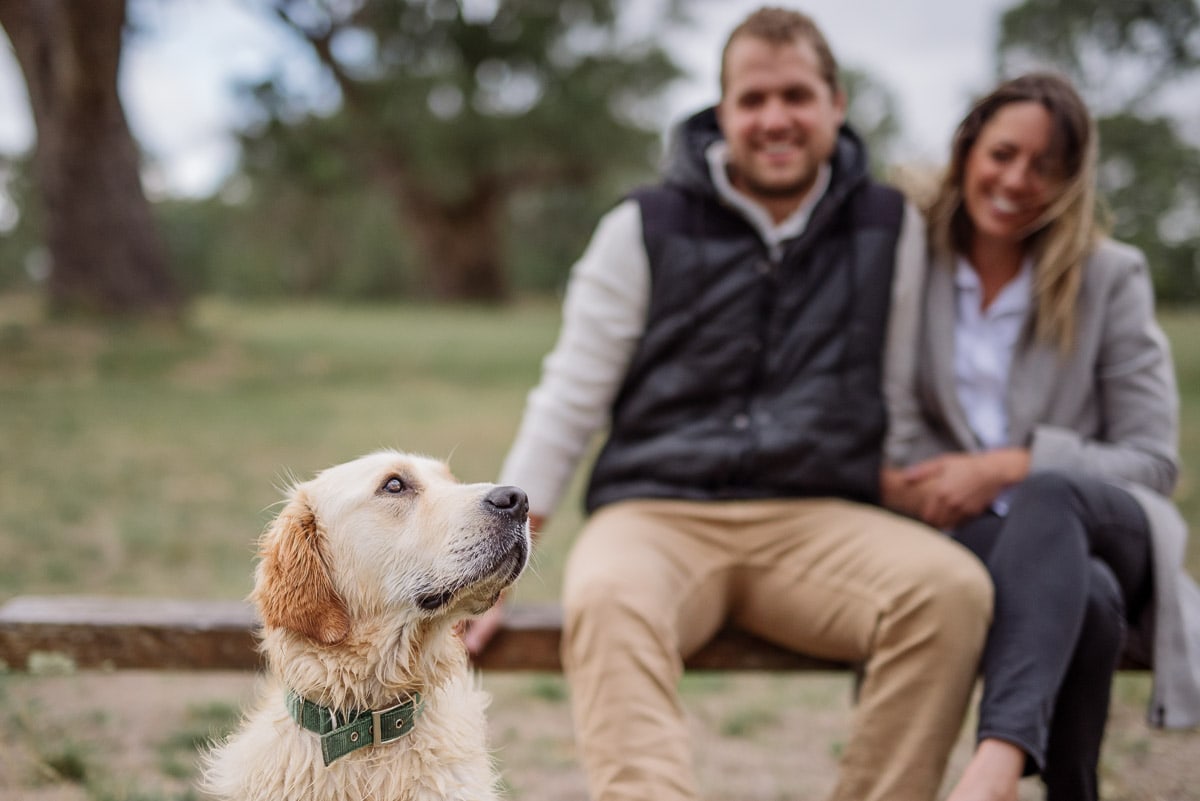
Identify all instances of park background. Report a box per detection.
[1,1,1199,799]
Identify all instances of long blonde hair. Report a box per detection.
[926,72,1104,351]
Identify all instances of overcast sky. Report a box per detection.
[0,0,1012,198]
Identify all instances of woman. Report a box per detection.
[884,72,1200,801]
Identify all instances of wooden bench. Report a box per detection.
[0,595,855,673]
[0,594,1150,675]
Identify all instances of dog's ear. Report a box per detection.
[253,492,351,645]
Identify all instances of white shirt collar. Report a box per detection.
[953,255,1034,319]
[705,141,831,258]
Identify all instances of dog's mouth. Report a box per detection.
[416,587,458,612]
[414,529,529,614]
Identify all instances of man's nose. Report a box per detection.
[760,97,790,129]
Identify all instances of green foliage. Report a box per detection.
[229,0,684,299]
[1097,114,1200,303]
[157,701,242,779]
[158,155,632,300]
[524,675,568,702]
[0,155,44,293]
[840,67,904,176]
[4,690,102,785]
[40,740,92,784]
[997,0,1200,111]
[157,180,419,301]
[718,704,781,738]
[505,182,628,293]
[301,0,677,197]
[679,673,730,697]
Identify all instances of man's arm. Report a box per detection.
[497,199,650,518]
[464,201,650,657]
[882,201,930,469]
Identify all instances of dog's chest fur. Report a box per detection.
[204,676,498,801]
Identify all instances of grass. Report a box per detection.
[0,292,1198,800]
[0,293,582,604]
[1,293,1195,603]
[157,702,242,780]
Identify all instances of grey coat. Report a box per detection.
[887,238,1200,729]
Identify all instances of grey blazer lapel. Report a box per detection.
[924,260,979,450]
[1006,328,1060,447]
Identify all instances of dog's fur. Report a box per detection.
[202,450,530,801]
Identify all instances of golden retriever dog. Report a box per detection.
[202,449,530,801]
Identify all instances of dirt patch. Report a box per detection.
[2,670,1197,800]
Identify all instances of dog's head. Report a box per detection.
[252,450,530,646]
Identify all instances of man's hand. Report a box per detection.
[461,598,508,657]
[881,465,925,519]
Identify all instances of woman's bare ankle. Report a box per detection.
[945,738,1025,801]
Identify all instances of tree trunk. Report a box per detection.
[400,186,509,303]
[0,0,181,317]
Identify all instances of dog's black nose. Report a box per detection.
[484,485,529,520]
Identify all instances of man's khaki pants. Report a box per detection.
[561,498,992,801]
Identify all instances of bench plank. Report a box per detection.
[0,596,261,671]
[0,595,1147,674]
[0,595,851,673]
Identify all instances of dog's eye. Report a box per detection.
[382,476,407,494]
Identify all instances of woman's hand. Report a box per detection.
[898,448,1031,530]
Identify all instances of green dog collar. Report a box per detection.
[286,688,423,766]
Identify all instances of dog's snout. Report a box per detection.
[484,485,528,520]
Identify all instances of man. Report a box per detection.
[468,8,991,801]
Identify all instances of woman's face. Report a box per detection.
[962,100,1062,250]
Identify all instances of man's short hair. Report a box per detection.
[720,7,840,95]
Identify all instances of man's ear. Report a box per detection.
[252,491,350,645]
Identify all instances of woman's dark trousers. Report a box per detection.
[953,471,1153,801]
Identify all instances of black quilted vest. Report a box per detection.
[584,124,903,513]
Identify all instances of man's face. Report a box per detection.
[717,36,846,215]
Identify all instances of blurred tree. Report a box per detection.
[0,155,43,292]
[841,67,903,176]
[0,0,181,317]
[997,0,1200,114]
[179,107,422,300]
[175,54,907,301]
[1095,112,1200,302]
[246,0,685,303]
[996,0,1200,301]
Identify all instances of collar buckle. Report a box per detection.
[372,700,407,746]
